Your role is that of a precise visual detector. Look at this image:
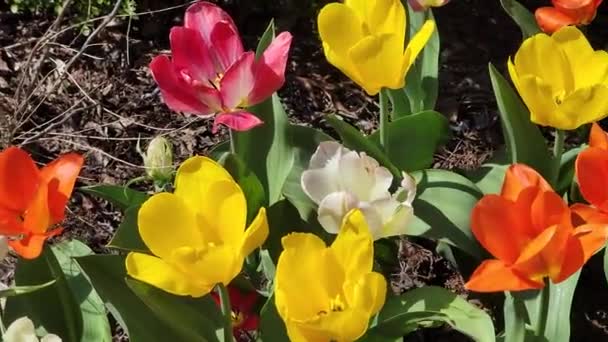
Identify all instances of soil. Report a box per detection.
[1,0,608,341]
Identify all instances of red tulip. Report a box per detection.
[0,147,83,259]
[465,164,608,292]
[150,2,293,133]
[536,0,602,33]
[211,286,260,335]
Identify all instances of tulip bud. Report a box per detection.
[141,136,174,185]
[409,0,450,11]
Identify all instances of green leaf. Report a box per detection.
[364,286,495,342]
[500,0,541,39]
[222,153,267,224]
[256,20,275,58]
[282,125,333,221]
[557,146,584,194]
[126,279,223,342]
[503,293,527,342]
[259,295,290,341]
[466,149,509,195]
[408,169,485,259]
[80,185,148,210]
[5,241,111,342]
[325,114,400,178]
[77,255,185,342]
[0,280,56,298]
[368,111,449,171]
[489,63,552,179]
[107,205,149,253]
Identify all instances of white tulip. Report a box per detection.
[3,317,61,342]
[301,141,416,239]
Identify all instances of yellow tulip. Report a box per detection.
[508,26,608,130]
[126,156,269,297]
[275,210,387,341]
[318,0,435,95]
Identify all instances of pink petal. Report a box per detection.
[210,21,245,72]
[220,52,255,110]
[248,32,293,106]
[170,27,216,82]
[213,111,263,133]
[150,56,213,114]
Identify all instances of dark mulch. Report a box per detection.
[1,0,608,340]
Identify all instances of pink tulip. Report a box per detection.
[408,0,450,11]
[150,2,293,133]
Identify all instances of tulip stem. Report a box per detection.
[379,89,390,155]
[229,129,236,154]
[534,283,550,340]
[216,283,234,342]
[552,129,565,187]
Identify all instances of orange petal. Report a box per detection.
[465,259,544,292]
[0,147,40,213]
[570,203,608,225]
[514,225,570,282]
[554,233,585,283]
[23,183,51,235]
[576,147,608,212]
[574,223,608,262]
[553,0,598,23]
[0,208,26,235]
[40,153,84,223]
[530,190,569,234]
[589,122,608,150]
[9,228,63,259]
[471,195,531,264]
[501,164,553,202]
[535,7,578,33]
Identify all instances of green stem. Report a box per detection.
[552,129,565,187]
[229,129,236,155]
[379,89,390,155]
[216,283,234,342]
[534,282,550,341]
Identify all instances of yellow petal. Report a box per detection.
[318,3,365,89]
[126,252,210,297]
[348,33,404,95]
[516,75,560,128]
[176,244,241,286]
[514,33,574,94]
[558,84,608,129]
[240,207,269,258]
[307,308,371,341]
[344,272,387,316]
[508,57,521,94]
[138,193,201,259]
[275,233,332,321]
[346,0,406,40]
[550,26,595,86]
[402,20,436,79]
[331,209,374,278]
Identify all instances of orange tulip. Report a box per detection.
[465,164,608,292]
[575,123,608,223]
[0,147,83,259]
[536,0,602,33]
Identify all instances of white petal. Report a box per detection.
[369,198,414,239]
[41,335,62,342]
[339,151,377,200]
[301,169,340,204]
[369,165,393,200]
[358,202,385,239]
[396,172,417,205]
[309,141,346,169]
[317,192,359,234]
[4,317,39,342]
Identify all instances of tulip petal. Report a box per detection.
[589,122,608,150]
[276,233,333,320]
[3,317,38,341]
[373,200,413,239]
[576,147,608,212]
[309,141,343,169]
[573,223,608,262]
[150,56,218,115]
[318,192,360,234]
[210,21,245,72]
[402,20,435,78]
[40,153,83,223]
[553,0,598,23]
[331,209,374,277]
[535,7,578,34]
[301,168,341,204]
[138,193,202,259]
[0,209,22,236]
[346,0,406,39]
[175,244,240,287]
[311,309,371,342]
[126,252,209,297]
[9,228,62,260]
[212,111,263,133]
[559,84,608,129]
[517,75,561,128]
[184,1,239,49]
[348,33,404,95]
[344,272,387,316]
[513,225,569,282]
[220,52,255,109]
[0,147,40,213]
[571,203,608,225]
[471,194,531,264]
[317,3,365,86]
[170,27,216,82]
[248,32,293,105]
[23,181,51,234]
[530,191,569,233]
[465,259,544,292]
[240,208,269,258]
[501,164,552,201]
